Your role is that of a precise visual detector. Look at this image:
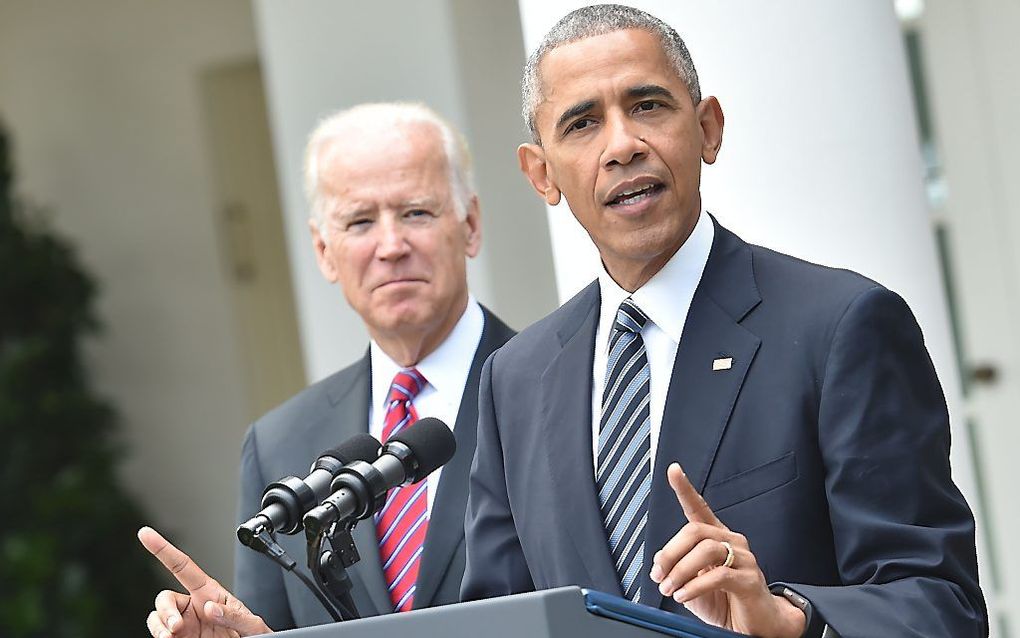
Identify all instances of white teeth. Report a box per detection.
[619,185,651,197]
[612,184,657,205]
[618,192,650,205]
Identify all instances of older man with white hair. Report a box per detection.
[139,102,514,637]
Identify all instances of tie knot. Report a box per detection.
[614,298,647,333]
[389,368,427,403]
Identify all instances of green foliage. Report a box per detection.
[0,122,164,637]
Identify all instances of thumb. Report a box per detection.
[204,600,271,636]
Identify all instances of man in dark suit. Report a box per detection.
[463,6,986,638]
[233,308,513,628]
[139,102,514,637]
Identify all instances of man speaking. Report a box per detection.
[462,5,986,638]
[140,102,514,637]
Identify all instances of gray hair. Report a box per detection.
[521,4,702,143]
[304,102,475,237]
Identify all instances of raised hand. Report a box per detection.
[648,464,805,638]
[138,526,273,638]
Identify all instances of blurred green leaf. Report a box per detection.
[0,120,164,637]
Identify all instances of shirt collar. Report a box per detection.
[370,295,484,403]
[598,209,714,343]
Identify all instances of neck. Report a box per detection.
[372,294,469,368]
[603,204,701,293]
[605,232,695,293]
[604,249,677,293]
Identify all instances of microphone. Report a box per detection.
[303,417,455,537]
[237,433,381,548]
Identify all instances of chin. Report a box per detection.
[374,304,434,333]
[608,229,677,259]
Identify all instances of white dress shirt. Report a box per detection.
[592,210,714,477]
[369,296,484,514]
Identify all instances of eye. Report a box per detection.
[404,208,436,223]
[565,117,596,136]
[634,101,661,113]
[345,218,372,231]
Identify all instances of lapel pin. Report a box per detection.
[712,357,733,371]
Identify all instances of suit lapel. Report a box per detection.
[413,309,514,608]
[541,283,623,595]
[324,353,393,618]
[641,220,763,606]
[350,513,391,616]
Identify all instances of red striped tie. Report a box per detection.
[376,368,428,612]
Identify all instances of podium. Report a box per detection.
[273,586,744,638]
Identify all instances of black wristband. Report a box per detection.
[770,585,837,638]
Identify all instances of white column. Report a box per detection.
[252,0,557,383]
[917,1,1020,628]
[517,0,986,589]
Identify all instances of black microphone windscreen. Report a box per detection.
[325,433,381,464]
[390,417,456,477]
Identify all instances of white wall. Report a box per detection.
[0,0,258,584]
[253,0,558,384]
[517,0,986,604]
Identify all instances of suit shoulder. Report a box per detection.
[488,281,597,367]
[478,306,517,355]
[749,243,884,313]
[740,243,926,368]
[246,359,365,446]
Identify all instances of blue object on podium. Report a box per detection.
[272,587,749,638]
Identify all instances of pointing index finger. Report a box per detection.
[138,526,213,594]
[667,463,722,526]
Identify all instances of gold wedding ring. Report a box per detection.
[721,540,735,568]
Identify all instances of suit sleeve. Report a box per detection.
[461,350,536,601]
[233,424,296,631]
[782,286,987,637]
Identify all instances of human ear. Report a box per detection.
[309,219,339,283]
[697,96,725,165]
[518,143,562,206]
[463,195,482,259]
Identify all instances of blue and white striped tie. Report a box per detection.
[597,298,652,602]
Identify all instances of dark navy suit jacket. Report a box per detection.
[234,307,514,630]
[463,219,986,637]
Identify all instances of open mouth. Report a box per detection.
[608,183,663,207]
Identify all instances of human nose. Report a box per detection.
[375,215,411,261]
[602,111,647,168]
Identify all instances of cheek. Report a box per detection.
[663,139,701,176]
[547,151,588,189]
[569,156,597,191]
[334,247,373,294]
[430,247,461,286]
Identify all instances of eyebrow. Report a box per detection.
[399,198,441,210]
[334,206,373,223]
[555,99,597,132]
[626,84,676,101]
[553,85,678,133]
